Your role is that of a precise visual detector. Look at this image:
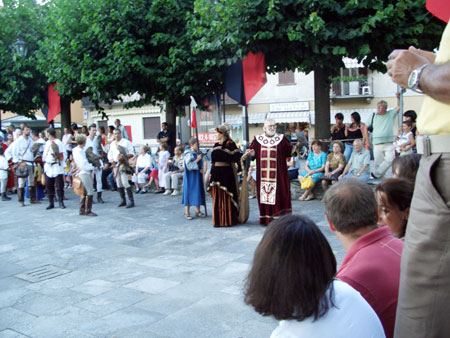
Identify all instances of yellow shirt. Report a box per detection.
[417,22,450,135]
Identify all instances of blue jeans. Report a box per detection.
[344,143,354,163]
[107,172,117,190]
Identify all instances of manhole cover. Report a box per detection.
[15,265,70,283]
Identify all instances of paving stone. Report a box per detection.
[1,188,344,338]
[79,306,165,336]
[71,279,116,296]
[124,276,180,294]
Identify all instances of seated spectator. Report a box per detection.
[375,178,414,240]
[144,151,160,192]
[286,155,300,181]
[298,140,327,201]
[295,128,308,158]
[321,140,346,192]
[245,214,385,338]
[323,179,403,338]
[338,139,370,182]
[391,153,421,182]
[394,121,415,157]
[163,145,184,196]
[344,112,366,162]
[132,145,152,193]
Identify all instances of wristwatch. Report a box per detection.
[408,63,429,92]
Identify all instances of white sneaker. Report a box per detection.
[163,190,173,195]
[171,190,180,196]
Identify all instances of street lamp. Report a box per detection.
[12,38,29,57]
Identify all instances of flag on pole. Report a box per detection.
[190,108,198,129]
[47,83,61,123]
[426,0,450,23]
[225,52,267,106]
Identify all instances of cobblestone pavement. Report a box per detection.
[0,187,345,338]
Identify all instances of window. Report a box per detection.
[278,71,295,85]
[143,117,161,139]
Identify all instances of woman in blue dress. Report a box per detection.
[298,140,327,201]
[182,137,206,220]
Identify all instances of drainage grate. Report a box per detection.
[15,264,70,283]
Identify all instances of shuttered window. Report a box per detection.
[143,117,161,139]
[278,71,295,85]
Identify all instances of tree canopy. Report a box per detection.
[0,0,47,118]
[38,0,224,111]
[191,0,445,138]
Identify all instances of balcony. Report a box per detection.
[330,77,374,103]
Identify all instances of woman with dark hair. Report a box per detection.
[208,123,241,226]
[298,140,326,201]
[245,214,385,338]
[375,178,414,240]
[344,112,367,162]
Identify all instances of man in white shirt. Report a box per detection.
[86,124,105,203]
[114,119,130,140]
[108,128,135,208]
[43,128,66,210]
[5,124,37,206]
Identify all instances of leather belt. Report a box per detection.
[214,162,231,167]
[416,135,450,156]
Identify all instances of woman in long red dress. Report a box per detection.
[208,124,242,227]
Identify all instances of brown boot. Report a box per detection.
[57,190,66,209]
[29,186,41,204]
[79,196,86,215]
[97,191,105,204]
[85,196,97,216]
[117,188,126,207]
[18,187,25,206]
[126,187,135,208]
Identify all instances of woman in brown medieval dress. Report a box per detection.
[208,124,242,227]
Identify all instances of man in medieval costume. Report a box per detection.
[108,128,135,208]
[245,119,292,225]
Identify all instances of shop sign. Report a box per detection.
[270,102,309,112]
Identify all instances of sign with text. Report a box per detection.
[270,102,310,112]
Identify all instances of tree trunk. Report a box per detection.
[165,104,177,155]
[60,97,71,134]
[314,67,331,140]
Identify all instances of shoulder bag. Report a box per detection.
[72,176,84,196]
[300,175,314,190]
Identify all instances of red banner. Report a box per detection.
[426,0,450,23]
[47,83,61,123]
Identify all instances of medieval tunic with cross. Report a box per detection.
[249,133,292,225]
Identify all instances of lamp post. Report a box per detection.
[1,39,30,131]
[12,38,29,57]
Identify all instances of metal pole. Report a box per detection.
[397,85,405,130]
[242,105,249,150]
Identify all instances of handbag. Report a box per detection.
[15,161,29,178]
[300,175,315,190]
[72,176,84,196]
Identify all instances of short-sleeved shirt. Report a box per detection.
[327,153,346,169]
[157,130,173,144]
[348,148,370,175]
[366,108,399,144]
[337,227,403,338]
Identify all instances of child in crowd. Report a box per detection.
[394,121,415,157]
[245,214,385,338]
[0,148,11,201]
[145,150,160,192]
[375,178,414,240]
[156,142,170,194]
[391,153,421,182]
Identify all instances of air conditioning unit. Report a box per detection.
[362,86,371,95]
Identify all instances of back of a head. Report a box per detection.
[245,214,336,322]
[392,153,421,182]
[323,179,378,234]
